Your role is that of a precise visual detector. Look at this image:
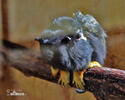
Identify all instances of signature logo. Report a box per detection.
[6,89,27,96]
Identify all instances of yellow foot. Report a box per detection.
[51,66,59,77]
[88,61,102,68]
[73,71,85,89]
[58,70,70,87]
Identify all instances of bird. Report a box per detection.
[35,10,107,91]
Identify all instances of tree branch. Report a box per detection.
[1,40,125,100]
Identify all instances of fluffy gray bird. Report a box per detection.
[35,11,107,90]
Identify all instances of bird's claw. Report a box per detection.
[73,71,85,89]
[73,77,85,89]
[58,77,69,86]
[58,71,70,87]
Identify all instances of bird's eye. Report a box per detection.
[75,34,81,39]
[61,36,71,44]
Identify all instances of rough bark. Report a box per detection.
[1,40,125,100]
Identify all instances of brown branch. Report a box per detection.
[1,40,125,100]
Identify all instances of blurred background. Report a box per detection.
[0,0,125,100]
